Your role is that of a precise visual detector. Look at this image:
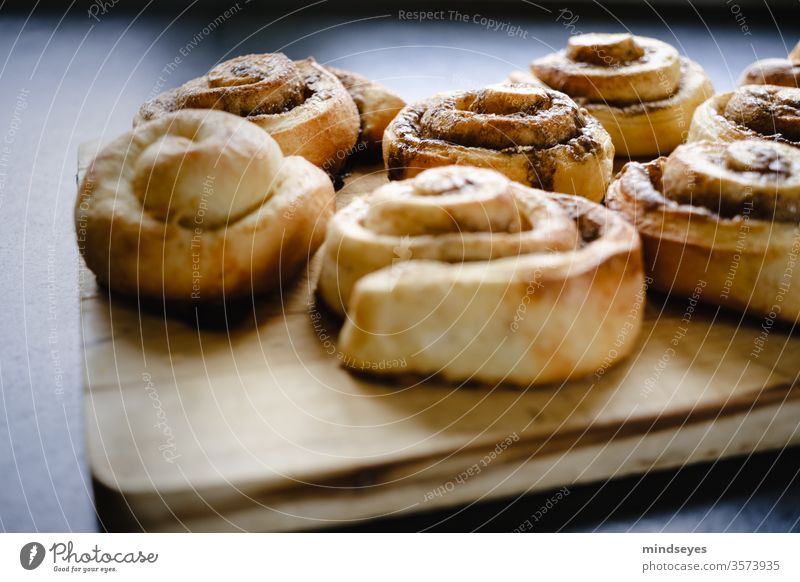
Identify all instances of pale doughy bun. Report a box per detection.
[689,85,800,148]
[607,139,800,324]
[325,66,405,155]
[383,83,614,202]
[136,54,360,173]
[739,41,800,88]
[530,33,713,157]
[77,109,334,302]
[318,166,644,386]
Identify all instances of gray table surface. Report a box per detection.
[1,2,799,533]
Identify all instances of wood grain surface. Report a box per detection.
[78,146,800,532]
[4,5,800,534]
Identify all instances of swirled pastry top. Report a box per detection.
[690,85,800,147]
[77,109,334,301]
[739,41,800,88]
[525,33,713,157]
[419,84,585,149]
[532,33,682,104]
[318,166,644,385]
[606,139,800,324]
[135,53,361,172]
[320,166,579,313]
[610,139,800,224]
[138,54,332,121]
[662,140,800,222]
[383,83,613,199]
[101,109,284,225]
[319,165,630,313]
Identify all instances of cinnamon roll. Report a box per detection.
[529,33,714,157]
[318,166,644,385]
[607,139,800,324]
[136,53,361,173]
[76,110,334,302]
[689,84,800,147]
[326,66,405,155]
[383,83,614,202]
[739,41,800,88]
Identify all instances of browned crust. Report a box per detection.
[382,89,613,200]
[77,111,335,303]
[325,66,405,156]
[135,56,360,174]
[607,158,800,323]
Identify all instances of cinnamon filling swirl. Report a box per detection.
[136,53,361,173]
[689,85,800,148]
[607,139,800,324]
[723,86,800,143]
[527,33,714,157]
[193,54,306,115]
[418,85,584,149]
[532,33,681,105]
[662,140,800,221]
[739,41,800,88]
[383,83,614,201]
[318,166,644,386]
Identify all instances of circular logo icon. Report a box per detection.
[20,542,46,570]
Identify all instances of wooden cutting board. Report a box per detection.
[78,143,800,532]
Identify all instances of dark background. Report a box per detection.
[1,0,799,532]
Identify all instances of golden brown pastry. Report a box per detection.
[739,41,800,88]
[136,53,360,173]
[318,166,644,385]
[607,139,800,324]
[383,83,614,202]
[528,33,714,157]
[76,110,334,302]
[689,84,800,147]
[326,66,405,156]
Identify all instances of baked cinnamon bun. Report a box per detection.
[318,166,644,385]
[383,83,614,202]
[137,54,375,173]
[326,66,405,156]
[77,110,334,302]
[528,33,714,157]
[689,84,800,147]
[739,41,800,88]
[607,139,800,324]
